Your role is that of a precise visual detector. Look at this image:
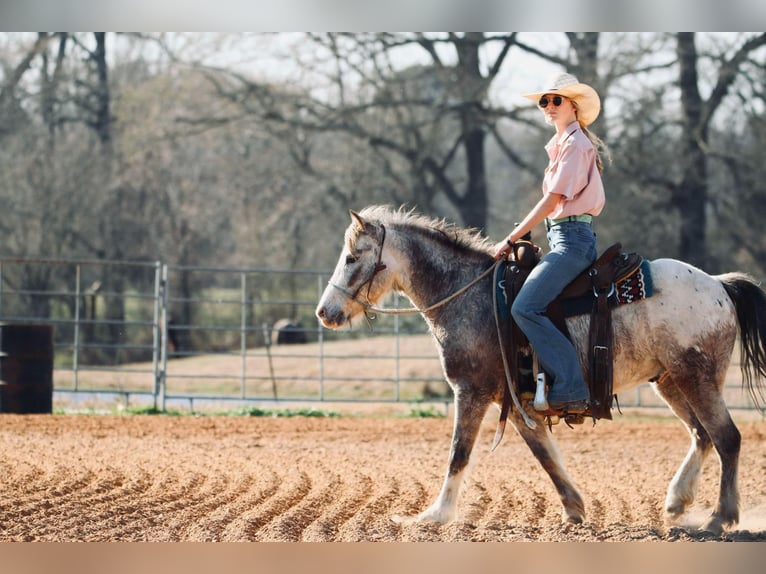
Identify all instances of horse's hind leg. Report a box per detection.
[658,360,741,534]
[653,377,714,518]
[394,388,490,524]
[511,409,585,524]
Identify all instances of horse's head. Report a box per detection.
[316,209,392,329]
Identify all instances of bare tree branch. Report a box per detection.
[702,32,766,131]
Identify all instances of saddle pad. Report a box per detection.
[616,259,654,304]
[561,259,654,318]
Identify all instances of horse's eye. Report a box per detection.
[345,254,357,265]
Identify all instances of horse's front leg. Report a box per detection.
[394,386,490,525]
[510,408,586,524]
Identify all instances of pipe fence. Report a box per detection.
[0,256,761,414]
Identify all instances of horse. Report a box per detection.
[315,205,766,534]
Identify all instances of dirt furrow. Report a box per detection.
[0,468,100,541]
[253,470,342,541]
[29,467,153,541]
[334,475,408,541]
[231,467,313,540]
[180,474,258,541]
[1,415,765,541]
[300,470,375,541]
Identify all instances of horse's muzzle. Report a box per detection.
[315,304,346,329]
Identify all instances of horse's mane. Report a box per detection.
[357,205,493,255]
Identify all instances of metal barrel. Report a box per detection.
[0,324,54,414]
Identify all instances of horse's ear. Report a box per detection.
[349,209,366,231]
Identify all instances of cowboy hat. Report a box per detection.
[523,73,601,126]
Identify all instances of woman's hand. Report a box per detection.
[496,194,559,260]
[493,239,514,260]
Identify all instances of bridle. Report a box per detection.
[328,224,389,323]
[329,223,499,317]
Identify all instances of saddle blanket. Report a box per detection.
[561,259,654,317]
[616,259,654,304]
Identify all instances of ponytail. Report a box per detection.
[580,124,611,175]
[571,100,611,174]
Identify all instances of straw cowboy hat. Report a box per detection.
[523,73,601,126]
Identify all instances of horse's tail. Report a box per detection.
[719,272,766,410]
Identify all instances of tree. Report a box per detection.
[706,61,766,275]
[605,33,766,270]
[673,32,766,269]
[3,32,766,288]
[202,32,520,230]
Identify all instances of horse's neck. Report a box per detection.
[389,227,488,315]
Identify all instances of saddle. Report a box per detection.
[501,239,643,422]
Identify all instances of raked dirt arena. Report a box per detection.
[1,412,765,541]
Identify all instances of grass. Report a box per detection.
[52,399,453,419]
[404,405,446,418]
[239,406,340,418]
[124,406,186,416]
[53,404,445,419]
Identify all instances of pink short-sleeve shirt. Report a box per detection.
[543,121,605,219]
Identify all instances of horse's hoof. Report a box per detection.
[391,512,442,525]
[392,506,452,525]
[562,510,584,524]
[391,514,416,525]
[700,517,727,536]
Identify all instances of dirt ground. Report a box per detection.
[1,411,765,542]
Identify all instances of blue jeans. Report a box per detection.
[511,221,597,403]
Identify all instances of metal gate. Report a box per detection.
[0,257,446,412]
[0,257,761,414]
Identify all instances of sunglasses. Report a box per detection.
[538,95,566,108]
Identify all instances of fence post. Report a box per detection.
[158,263,169,412]
[151,261,162,411]
[73,264,82,391]
[240,271,247,399]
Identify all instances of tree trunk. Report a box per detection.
[675,33,708,270]
[454,33,489,230]
[87,32,125,357]
[458,124,487,229]
[93,32,112,149]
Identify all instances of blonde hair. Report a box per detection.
[571,100,611,174]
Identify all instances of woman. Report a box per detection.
[493,73,608,414]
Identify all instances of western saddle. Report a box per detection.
[498,239,643,426]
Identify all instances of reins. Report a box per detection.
[331,261,498,316]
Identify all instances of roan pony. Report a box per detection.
[315,205,766,534]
